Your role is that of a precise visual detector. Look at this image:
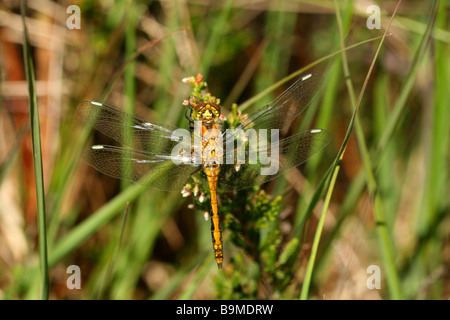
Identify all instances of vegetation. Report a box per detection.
[0,0,448,300]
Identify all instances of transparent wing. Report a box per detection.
[78,101,202,191]
[82,145,201,192]
[218,129,330,191]
[232,73,322,134]
[77,101,189,154]
[218,73,328,191]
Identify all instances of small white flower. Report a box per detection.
[188,203,195,209]
[203,211,210,221]
[181,185,192,197]
[235,163,241,172]
[199,192,205,203]
[193,185,199,196]
[182,77,192,84]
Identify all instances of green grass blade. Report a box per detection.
[237,34,390,113]
[0,124,28,186]
[255,0,297,93]
[46,30,183,246]
[149,250,211,300]
[375,1,438,159]
[303,0,439,300]
[411,1,442,235]
[199,0,234,79]
[334,0,403,299]
[177,259,214,300]
[48,183,145,267]
[300,0,403,300]
[109,191,183,299]
[122,1,137,189]
[20,0,49,300]
[412,0,449,298]
[300,158,341,300]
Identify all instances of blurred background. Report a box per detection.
[0,0,449,299]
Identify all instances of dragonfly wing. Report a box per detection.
[82,145,201,192]
[218,129,330,191]
[77,101,187,154]
[235,73,322,133]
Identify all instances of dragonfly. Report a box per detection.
[77,73,330,269]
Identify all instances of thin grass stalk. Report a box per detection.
[48,183,145,267]
[101,29,186,102]
[95,202,130,299]
[305,0,439,297]
[20,0,49,299]
[0,124,28,186]
[48,164,178,268]
[45,13,128,245]
[223,39,268,108]
[414,0,448,298]
[292,1,354,239]
[290,34,395,280]
[300,157,341,300]
[149,250,211,299]
[199,0,234,79]
[46,31,184,247]
[333,0,403,299]
[238,34,390,113]
[411,0,441,236]
[43,31,193,288]
[300,0,403,300]
[110,191,183,299]
[375,1,438,161]
[122,1,137,189]
[177,258,214,299]
[255,0,296,93]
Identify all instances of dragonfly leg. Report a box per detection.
[185,104,194,128]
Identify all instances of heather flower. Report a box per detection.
[182,76,193,84]
[193,184,199,196]
[194,73,203,84]
[181,184,192,197]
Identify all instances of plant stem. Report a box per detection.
[21,0,49,300]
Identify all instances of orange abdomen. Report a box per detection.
[205,165,223,269]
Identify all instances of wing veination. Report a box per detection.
[82,145,200,192]
[218,129,330,191]
[235,73,322,133]
[78,73,329,193]
[77,101,187,155]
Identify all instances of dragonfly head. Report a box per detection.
[194,102,221,122]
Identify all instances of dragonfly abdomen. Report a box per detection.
[204,164,223,269]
